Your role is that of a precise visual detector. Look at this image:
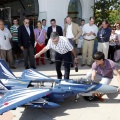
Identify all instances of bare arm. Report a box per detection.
[83,33,92,36]
[113,70,120,92]
[91,70,96,81]
[35,47,48,58]
[34,32,37,42]
[44,32,46,43]
[72,49,78,63]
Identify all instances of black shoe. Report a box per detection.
[25,66,29,69]
[32,66,36,69]
[50,61,55,64]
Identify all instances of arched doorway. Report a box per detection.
[68,0,82,25]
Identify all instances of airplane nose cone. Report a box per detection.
[95,84,118,94]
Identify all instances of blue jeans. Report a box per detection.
[93,40,98,56]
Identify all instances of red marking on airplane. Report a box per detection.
[4,102,9,106]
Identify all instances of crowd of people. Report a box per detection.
[0,16,120,94]
[0,17,120,71]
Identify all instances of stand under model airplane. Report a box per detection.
[0,59,118,115]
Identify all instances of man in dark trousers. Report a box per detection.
[47,19,63,64]
[35,32,78,79]
[18,18,36,69]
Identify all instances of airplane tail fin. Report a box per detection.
[21,69,52,81]
[0,80,8,91]
[0,59,16,79]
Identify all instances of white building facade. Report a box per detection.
[38,0,94,27]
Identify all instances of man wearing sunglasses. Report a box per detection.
[18,18,36,69]
[0,19,15,69]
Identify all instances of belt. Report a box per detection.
[84,39,94,41]
[99,41,108,43]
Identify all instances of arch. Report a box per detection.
[68,0,82,25]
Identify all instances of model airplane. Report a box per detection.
[0,59,118,115]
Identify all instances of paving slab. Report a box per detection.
[0,112,14,120]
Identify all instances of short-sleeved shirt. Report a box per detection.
[10,25,19,41]
[34,28,46,44]
[92,59,118,79]
[0,28,12,50]
[82,23,98,40]
[45,36,73,54]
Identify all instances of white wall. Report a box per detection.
[81,0,94,23]
[47,0,70,28]
[38,0,94,27]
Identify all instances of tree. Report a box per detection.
[93,0,120,24]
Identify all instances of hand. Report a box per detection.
[20,46,24,50]
[118,87,120,93]
[91,32,96,36]
[74,58,78,64]
[87,33,92,36]
[34,53,40,58]
[89,31,94,36]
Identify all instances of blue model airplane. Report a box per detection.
[0,59,118,115]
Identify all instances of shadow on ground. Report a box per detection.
[18,96,120,120]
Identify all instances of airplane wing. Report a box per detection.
[20,69,55,82]
[0,59,16,79]
[0,88,50,114]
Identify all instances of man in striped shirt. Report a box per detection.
[10,19,21,63]
[35,32,78,79]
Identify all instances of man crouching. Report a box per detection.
[86,51,120,101]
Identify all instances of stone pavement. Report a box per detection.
[0,112,14,120]
[1,59,120,120]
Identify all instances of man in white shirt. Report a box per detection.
[35,32,78,79]
[64,16,82,67]
[81,17,98,67]
[0,19,15,69]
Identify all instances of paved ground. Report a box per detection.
[1,58,120,120]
